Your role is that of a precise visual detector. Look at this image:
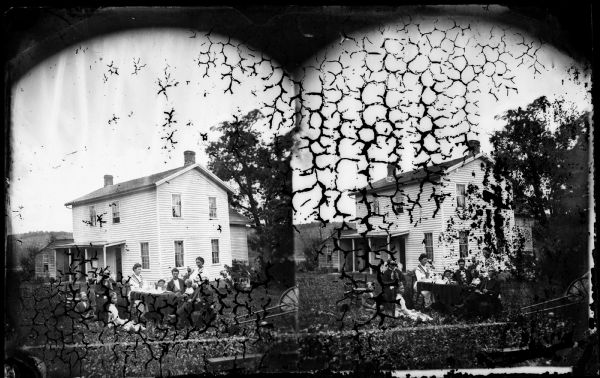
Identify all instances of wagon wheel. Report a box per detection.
[565,273,589,303]
[279,286,298,312]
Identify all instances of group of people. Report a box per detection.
[70,256,219,332]
[372,247,503,320]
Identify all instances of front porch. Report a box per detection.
[53,241,126,282]
[335,231,408,273]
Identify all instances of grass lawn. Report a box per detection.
[6,280,297,376]
[294,271,586,371]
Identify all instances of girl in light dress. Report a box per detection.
[183,279,195,295]
[362,263,433,322]
[107,292,145,332]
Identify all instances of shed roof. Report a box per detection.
[229,209,251,225]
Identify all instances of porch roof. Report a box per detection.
[337,230,409,239]
[53,240,126,249]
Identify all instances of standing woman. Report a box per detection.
[128,263,145,320]
[129,263,144,290]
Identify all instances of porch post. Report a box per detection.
[84,248,88,282]
[351,238,356,272]
[103,246,107,269]
[68,248,72,282]
[368,238,373,275]
[53,249,57,279]
[387,234,391,262]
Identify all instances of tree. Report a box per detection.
[206,109,295,264]
[490,96,589,285]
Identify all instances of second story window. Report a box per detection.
[111,201,120,223]
[393,193,405,214]
[456,184,466,208]
[172,194,182,218]
[89,206,96,226]
[372,197,380,214]
[209,197,217,218]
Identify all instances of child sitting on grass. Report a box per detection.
[107,292,145,332]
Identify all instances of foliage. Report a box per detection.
[206,109,295,263]
[302,248,319,271]
[491,96,588,224]
[490,97,589,286]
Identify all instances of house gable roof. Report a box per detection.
[352,153,493,195]
[65,164,233,206]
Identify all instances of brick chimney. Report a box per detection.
[104,175,113,187]
[467,140,481,156]
[184,150,196,166]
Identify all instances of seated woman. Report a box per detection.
[107,292,145,332]
[155,279,166,292]
[436,270,456,284]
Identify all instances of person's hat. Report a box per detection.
[388,259,398,266]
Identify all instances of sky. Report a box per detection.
[9,28,295,234]
[290,14,592,224]
[9,10,592,234]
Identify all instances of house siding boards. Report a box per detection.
[71,188,160,281]
[230,225,249,262]
[156,168,232,280]
[438,159,491,271]
[439,159,515,271]
[67,162,241,284]
[347,155,519,274]
[355,182,444,271]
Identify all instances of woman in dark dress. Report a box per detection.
[381,259,405,315]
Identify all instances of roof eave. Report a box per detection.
[64,184,156,207]
[155,164,235,194]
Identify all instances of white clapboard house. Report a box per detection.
[38,151,250,285]
[334,140,532,274]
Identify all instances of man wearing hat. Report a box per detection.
[381,259,405,315]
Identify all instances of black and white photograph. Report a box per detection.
[4,5,598,377]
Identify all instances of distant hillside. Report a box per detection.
[6,231,73,270]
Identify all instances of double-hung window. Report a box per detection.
[326,244,332,263]
[372,197,380,214]
[209,197,217,219]
[456,184,466,208]
[459,231,469,258]
[174,241,184,267]
[172,194,182,218]
[424,232,434,260]
[141,242,150,269]
[89,206,96,226]
[211,239,220,264]
[393,193,405,214]
[111,201,120,223]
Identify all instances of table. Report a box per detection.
[416,282,466,307]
